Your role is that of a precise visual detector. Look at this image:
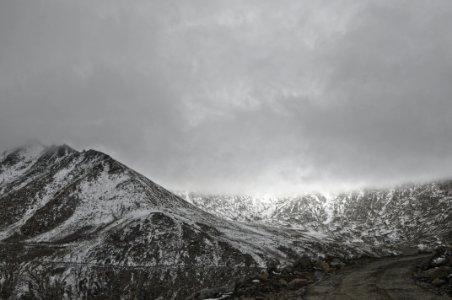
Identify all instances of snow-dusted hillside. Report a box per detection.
[180,184,452,253]
[0,144,370,299]
[2,143,450,299]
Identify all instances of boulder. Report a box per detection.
[236,285,258,296]
[329,258,346,269]
[318,261,332,273]
[282,266,294,275]
[423,266,451,280]
[187,285,230,300]
[258,271,269,281]
[294,287,307,296]
[432,278,446,286]
[279,279,288,287]
[287,278,310,290]
[293,271,316,282]
[294,256,313,270]
[266,259,280,273]
[432,256,447,266]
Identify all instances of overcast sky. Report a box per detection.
[1,0,452,195]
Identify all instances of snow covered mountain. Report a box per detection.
[180,184,452,253]
[0,144,368,299]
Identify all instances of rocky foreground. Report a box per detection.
[188,255,346,300]
[190,251,452,300]
[415,246,452,296]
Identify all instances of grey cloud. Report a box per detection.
[1,0,452,195]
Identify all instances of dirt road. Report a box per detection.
[306,254,451,300]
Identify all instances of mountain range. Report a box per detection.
[0,144,451,299]
[179,185,452,253]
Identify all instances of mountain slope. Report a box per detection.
[180,183,452,253]
[0,144,366,299]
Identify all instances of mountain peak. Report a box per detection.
[42,144,79,157]
[1,142,77,162]
[83,148,112,160]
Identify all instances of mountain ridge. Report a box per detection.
[0,143,371,299]
[179,182,452,253]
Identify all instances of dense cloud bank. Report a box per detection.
[1,0,452,194]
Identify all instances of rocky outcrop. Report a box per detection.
[188,256,347,300]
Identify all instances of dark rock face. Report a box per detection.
[20,194,79,237]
